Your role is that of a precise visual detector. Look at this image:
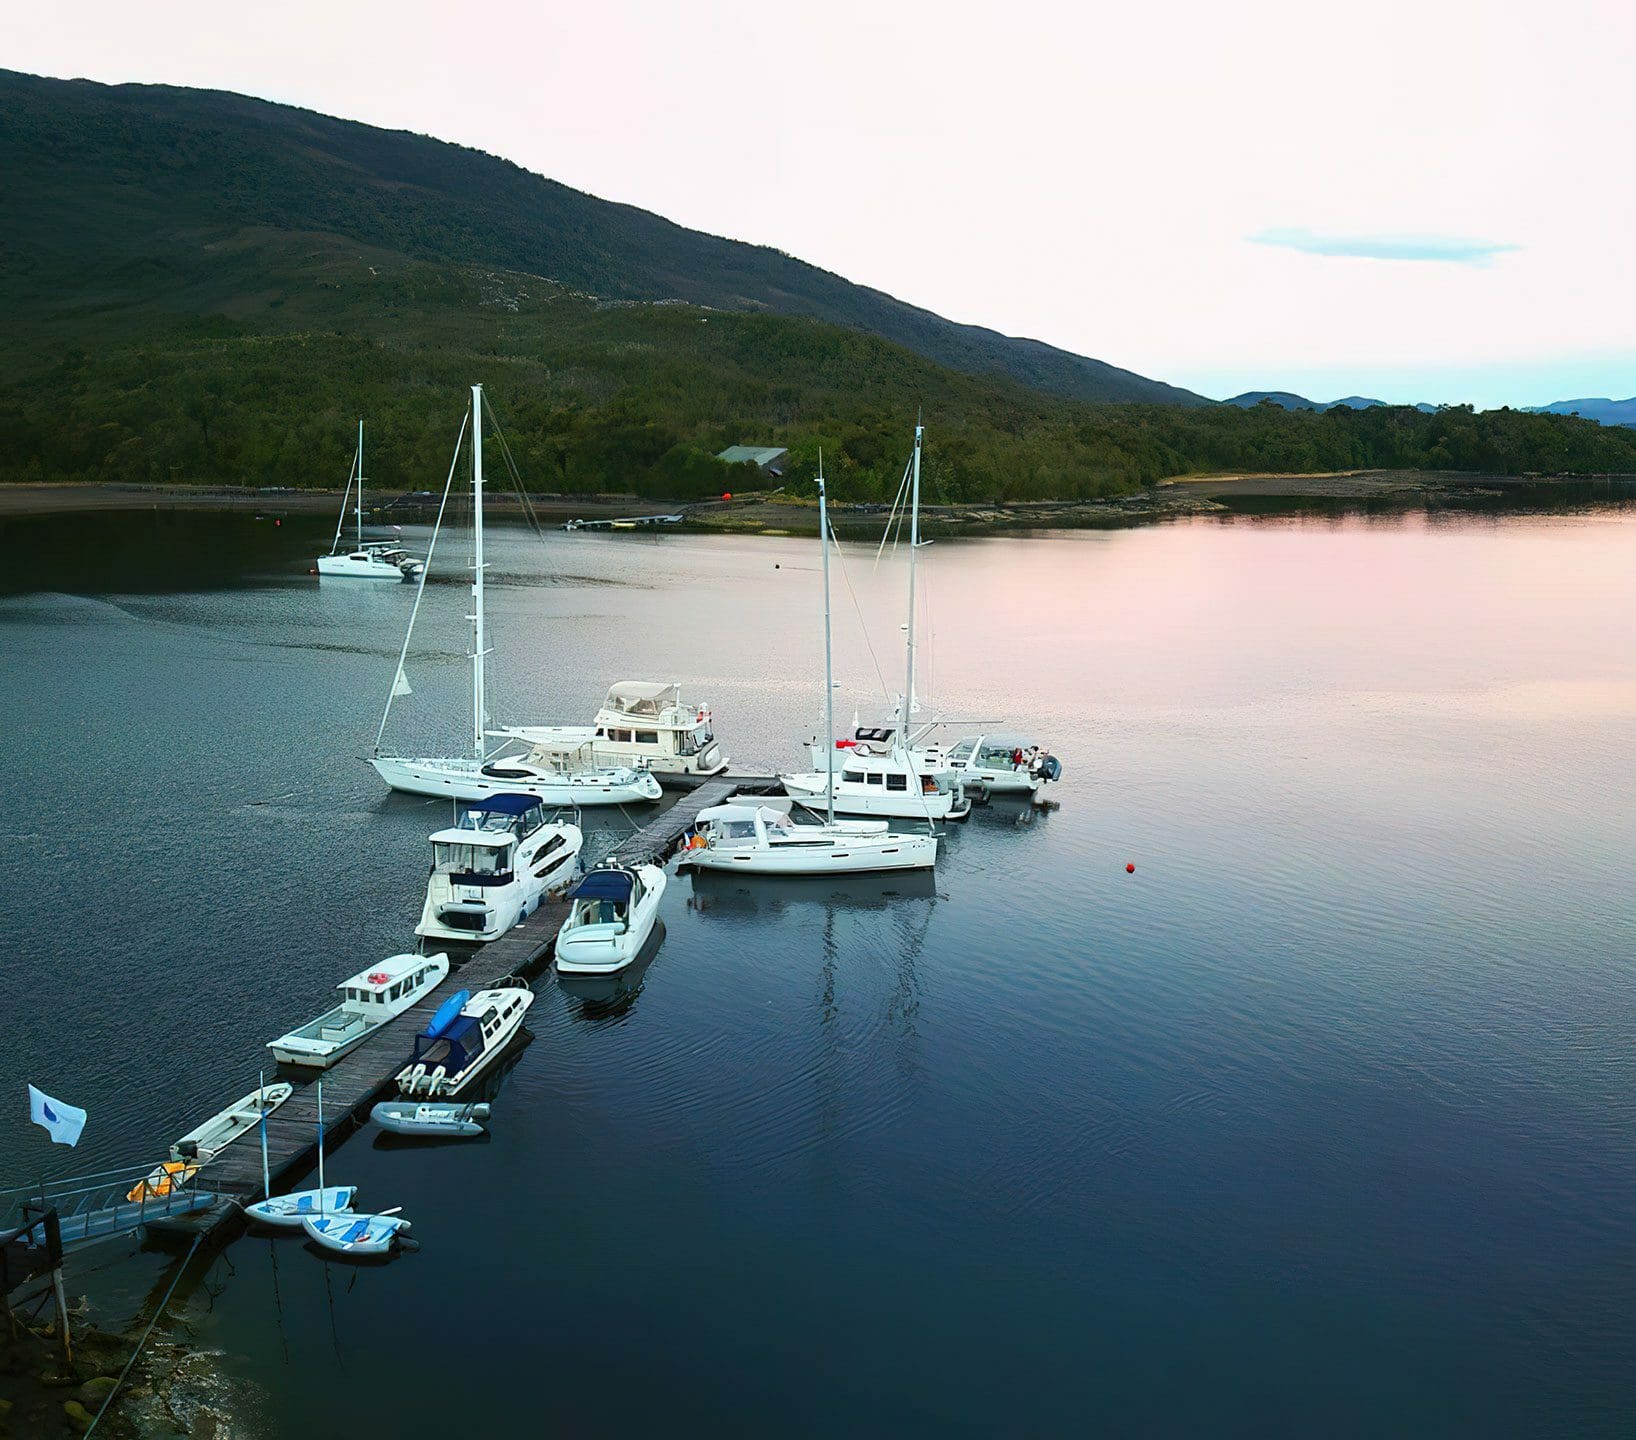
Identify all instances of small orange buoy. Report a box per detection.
[1125,862,1135,874]
[721,492,733,502]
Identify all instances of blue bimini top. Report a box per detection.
[471,793,540,816]
[569,869,633,902]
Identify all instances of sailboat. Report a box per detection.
[696,461,937,872]
[316,421,424,580]
[781,425,969,822]
[244,1074,357,1228]
[369,385,663,805]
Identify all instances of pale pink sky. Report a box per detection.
[9,0,1636,406]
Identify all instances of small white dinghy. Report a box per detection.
[303,1211,412,1258]
[371,1100,490,1138]
[246,1187,357,1227]
[171,1082,293,1164]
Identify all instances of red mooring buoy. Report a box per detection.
[1126,862,1136,874]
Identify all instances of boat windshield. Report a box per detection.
[716,819,758,841]
[948,739,978,764]
[432,842,511,874]
[978,742,1024,766]
[573,898,627,926]
[458,810,530,837]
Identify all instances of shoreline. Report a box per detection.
[2,471,1633,533]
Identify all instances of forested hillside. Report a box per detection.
[5,69,1636,501]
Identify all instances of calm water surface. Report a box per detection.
[1,507,1633,1435]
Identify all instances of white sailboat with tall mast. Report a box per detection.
[316,420,424,580]
[695,462,937,872]
[782,424,969,822]
[370,385,662,805]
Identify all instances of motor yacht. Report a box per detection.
[396,981,534,1098]
[415,794,582,945]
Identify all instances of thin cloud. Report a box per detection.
[1250,227,1520,265]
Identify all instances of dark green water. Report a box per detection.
[1,507,1633,1435]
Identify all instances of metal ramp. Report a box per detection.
[1,1162,233,1257]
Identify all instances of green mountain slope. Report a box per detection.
[0,68,1199,407]
[5,67,1636,502]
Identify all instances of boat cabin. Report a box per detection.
[407,987,529,1083]
[832,751,952,797]
[563,866,645,934]
[594,681,722,767]
[427,794,548,887]
[337,953,442,1010]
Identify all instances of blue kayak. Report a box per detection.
[422,989,470,1039]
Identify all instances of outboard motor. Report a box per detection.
[1038,755,1062,783]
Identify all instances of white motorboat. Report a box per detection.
[370,385,661,805]
[316,420,423,580]
[396,981,534,1097]
[303,1212,412,1257]
[554,863,666,974]
[266,952,450,1067]
[584,681,728,780]
[916,732,1062,796]
[169,1082,292,1164]
[683,799,937,874]
[415,794,582,945]
[781,423,967,824]
[371,1100,490,1137]
[782,749,969,820]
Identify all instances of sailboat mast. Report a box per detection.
[355,420,366,548]
[470,384,488,761]
[819,462,836,825]
[316,1077,326,1215]
[900,421,923,743]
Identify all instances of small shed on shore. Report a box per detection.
[716,445,788,477]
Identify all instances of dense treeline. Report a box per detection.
[4,272,1635,504]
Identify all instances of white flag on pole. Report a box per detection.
[28,1085,87,1147]
[391,667,412,698]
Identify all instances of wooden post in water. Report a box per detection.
[51,1264,72,1362]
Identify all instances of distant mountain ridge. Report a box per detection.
[1525,397,1636,428]
[0,68,1201,408]
[1226,391,1440,414]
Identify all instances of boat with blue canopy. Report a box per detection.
[415,793,581,944]
[395,980,533,1097]
[554,861,666,975]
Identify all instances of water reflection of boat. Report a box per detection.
[556,922,664,1014]
[685,867,937,913]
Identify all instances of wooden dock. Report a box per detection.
[195,775,779,1223]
